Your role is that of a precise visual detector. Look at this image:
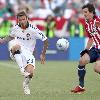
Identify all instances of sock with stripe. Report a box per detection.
[78,65,86,88]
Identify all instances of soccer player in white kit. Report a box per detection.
[0,11,48,95]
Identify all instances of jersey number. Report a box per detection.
[27,59,34,64]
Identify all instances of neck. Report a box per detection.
[18,22,29,29]
[21,24,26,29]
[90,17,93,20]
[89,15,95,21]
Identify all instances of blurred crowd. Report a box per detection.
[0,0,100,38]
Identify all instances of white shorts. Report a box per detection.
[9,40,35,69]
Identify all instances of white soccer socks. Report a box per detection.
[23,76,31,95]
[14,54,24,70]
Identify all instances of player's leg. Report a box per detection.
[25,64,34,84]
[94,52,100,74]
[21,49,35,95]
[71,53,90,93]
[78,53,90,88]
[23,64,35,95]
[94,60,100,73]
[9,40,27,74]
[11,44,26,75]
[24,64,35,86]
[71,47,98,93]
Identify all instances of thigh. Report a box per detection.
[21,47,35,69]
[95,60,100,66]
[94,52,100,68]
[94,60,100,73]
[80,53,90,65]
[88,47,98,63]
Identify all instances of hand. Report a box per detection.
[0,38,5,44]
[40,53,46,64]
[80,49,89,57]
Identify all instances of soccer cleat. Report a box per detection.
[71,86,85,93]
[23,82,30,95]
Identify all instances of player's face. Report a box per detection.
[82,8,94,20]
[17,15,28,26]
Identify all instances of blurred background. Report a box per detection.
[0,1,100,99]
[0,0,100,61]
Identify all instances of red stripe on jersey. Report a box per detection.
[85,16,100,49]
[98,29,100,34]
[92,35,98,48]
[95,34,100,48]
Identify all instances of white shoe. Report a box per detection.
[23,82,30,95]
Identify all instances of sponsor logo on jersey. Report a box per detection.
[17,33,32,40]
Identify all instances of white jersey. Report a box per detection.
[9,23,47,52]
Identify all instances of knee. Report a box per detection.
[11,45,21,54]
[25,64,34,77]
[79,58,87,66]
[94,65,100,73]
[94,67,99,73]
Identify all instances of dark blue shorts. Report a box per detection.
[88,47,100,63]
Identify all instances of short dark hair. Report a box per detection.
[17,11,27,18]
[82,3,96,15]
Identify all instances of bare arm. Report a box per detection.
[42,39,48,55]
[33,26,48,64]
[40,39,48,64]
[0,36,14,44]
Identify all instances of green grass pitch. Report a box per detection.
[0,61,100,100]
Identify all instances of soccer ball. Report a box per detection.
[56,38,69,51]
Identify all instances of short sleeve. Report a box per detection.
[33,27,47,41]
[96,16,100,29]
[85,24,92,38]
[9,25,17,37]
